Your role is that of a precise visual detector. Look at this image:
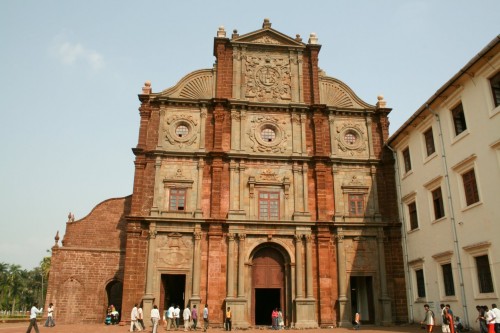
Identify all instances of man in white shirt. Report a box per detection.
[130,303,142,332]
[492,304,500,333]
[151,304,161,333]
[183,305,191,331]
[174,305,181,329]
[138,304,145,330]
[203,304,209,332]
[164,304,175,330]
[26,302,43,333]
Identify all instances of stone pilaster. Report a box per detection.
[336,231,349,327]
[142,224,157,324]
[377,229,392,325]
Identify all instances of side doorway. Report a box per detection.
[350,276,374,324]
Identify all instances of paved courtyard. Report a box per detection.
[0,323,432,333]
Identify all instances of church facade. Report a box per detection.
[45,20,407,327]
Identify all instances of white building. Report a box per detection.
[387,35,500,328]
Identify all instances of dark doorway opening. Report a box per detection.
[350,276,374,324]
[161,274,186,312]
[105,280,123,321]
[255,288,280,325]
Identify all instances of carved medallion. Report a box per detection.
[164,114,198,148]
[335,122,367,155]
[247,115,289,153]
[245,54,291,102]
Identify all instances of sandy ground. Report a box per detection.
[0,322,428,333]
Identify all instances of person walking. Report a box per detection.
[164,304,175,331]
[225,307,231,331]
[485,306,496,333]
[440,304,451,333]
[138,304,145,331]
[202,304,209,332]
[491,304,500,333]
[26,302,43,333]
[183,304,191,331]
[130,303,143,332]
[477,305,488,333]
[278,308,284,330]
[174,305,181,329]
[44,302,55,327]
[151,304,161,333]
[421,304,435,333]
[191,305,198,330]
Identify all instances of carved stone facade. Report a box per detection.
[45,19,407,327]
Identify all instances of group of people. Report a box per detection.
[105,304,120,325]
[148,303,209,333]
[421,303,500,333]
[271,308,284,330]
[475,304,500,333]
[25,301,56,333]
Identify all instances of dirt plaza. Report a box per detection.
[0,323,437,333]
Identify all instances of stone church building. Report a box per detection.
[45,19,407,327]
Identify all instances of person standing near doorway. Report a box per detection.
[225,307,231,331]
[354,311,361,330]
[137,304,145,331]
[174,305,181,329]
[26,302,43,333]
[183,304,191,332]
[203,304,209,332]
[130,303,142,332]
[151,304,160,333]
[191,304,198,330]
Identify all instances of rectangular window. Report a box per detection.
[408,202,418,230]
[475,255,494,293]
[424,128,436,156]
[403,147,412,173]
[452,103,467,136]
[442,263,455,296]
[169,188,186,211]
[432,187,445,220]
[490,71,500,107]
[462,169,479,206]
[348,194,365,216]
[259,192,279,220]
[416,269,426,298]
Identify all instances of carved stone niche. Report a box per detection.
[340,175,369,219]
[248,170,290,198]
[164,114,199,149]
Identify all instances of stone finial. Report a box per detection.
[376,95,387,108]
[67,212,75,222]
[262,18,272,29]
[54,230,60,247]
[232,29,239,38]
[142,80,152,94]
[308,33,318,45]
[217,25,226,38]
[295,34,303,42]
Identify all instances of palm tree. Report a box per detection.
[6,264,25,313]
[0,262,8,309]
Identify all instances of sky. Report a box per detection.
[1,0,499,270]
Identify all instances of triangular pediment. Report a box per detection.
[232,29,305,48]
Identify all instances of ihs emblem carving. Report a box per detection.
[245,54,291,102]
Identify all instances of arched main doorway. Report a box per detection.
[251,246,286,326]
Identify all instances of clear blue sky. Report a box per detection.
[1,0,499,269]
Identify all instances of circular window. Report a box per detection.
[175,125,189,138]
[261,128,276,142]
[344,132,357,145]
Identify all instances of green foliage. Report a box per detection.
[0,256,51,314]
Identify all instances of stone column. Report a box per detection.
[195,159,204,218]
[229,160,237,211]
[305,235,313,298]
[377,229,392,325]
[336,231,349,327]
[300,114,307,155]
[199,107,207,150]
[227,233,236,297]
[151,157,162,215]
[297,51,304,103]
[239,110,246,152]
[366,116,375,159]
[293,162,302,212]
[371,166,381,221]
[302,163,309,213]
[295,234,303,298]
[238,162,245,211]
[143,225,157,324]
[237,234,246,297]
[192,230,202,299]
[291,113,301,155]
[328,113,337,157]
[230,109,240,151]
